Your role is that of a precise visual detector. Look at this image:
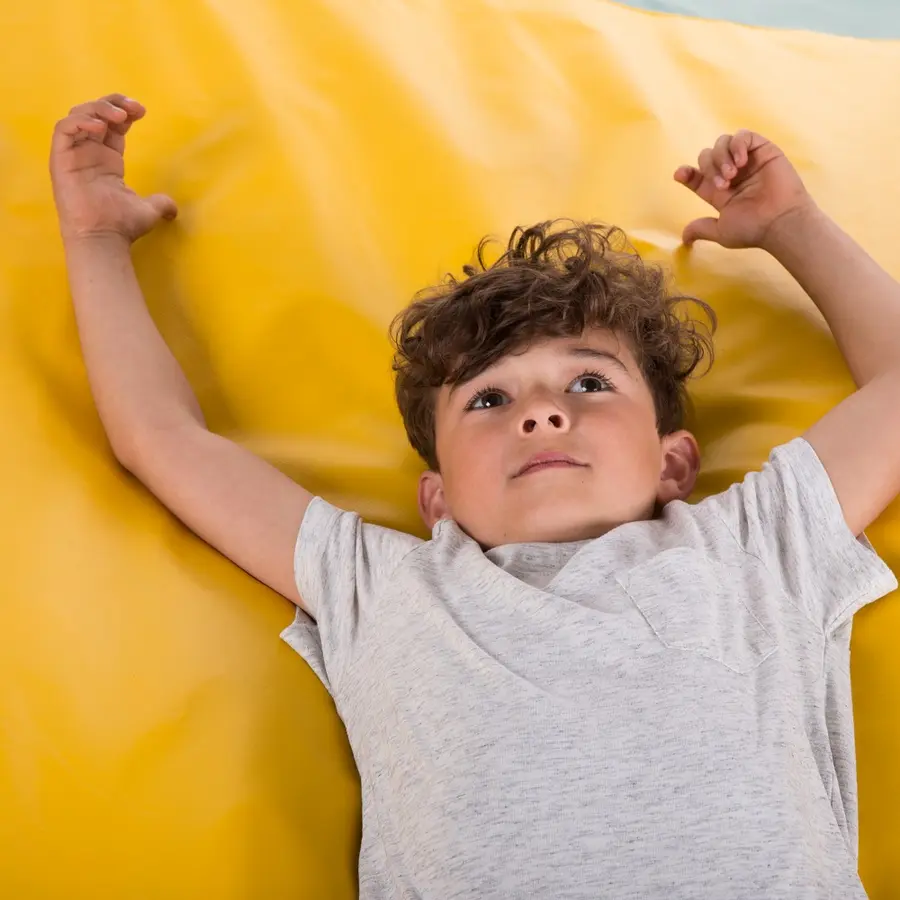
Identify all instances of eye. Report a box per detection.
[568,371,614,394]
[465,386,509,411]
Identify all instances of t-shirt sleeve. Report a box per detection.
[280,496,423,693]
[702,437,897,634]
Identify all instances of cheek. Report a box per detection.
[444,422,505,487]
[585,403,660,464]
[624,413,664,474]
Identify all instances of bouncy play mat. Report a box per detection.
[2,0,899,896]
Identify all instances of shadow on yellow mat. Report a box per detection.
[2,1,899,897]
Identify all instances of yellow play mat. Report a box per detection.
[2,1,899,896]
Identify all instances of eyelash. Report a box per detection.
[464,369,614,410]
[464,383,505,411]
[575,369,614,392]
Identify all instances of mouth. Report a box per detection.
[514,452,589,478]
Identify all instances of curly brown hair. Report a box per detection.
[391,220,716,470]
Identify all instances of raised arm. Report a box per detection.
[675,131,900,536]
[50,95,314,613]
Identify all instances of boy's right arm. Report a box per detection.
[50,95,314,615]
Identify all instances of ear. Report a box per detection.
[656,430,701,506]
[418,469,451,529]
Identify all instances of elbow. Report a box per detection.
[106,407,207,474]
[109,432,144,474]
[107,420,190,476]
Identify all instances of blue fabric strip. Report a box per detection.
[620,0,900,40]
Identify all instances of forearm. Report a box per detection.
[64,234,206,460]
[763,204,900,387]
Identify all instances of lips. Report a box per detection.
[514,452,588,477]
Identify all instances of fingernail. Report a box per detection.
[715,177,726,189]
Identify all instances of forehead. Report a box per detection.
[474,328,638,381]
[503,328,634,366]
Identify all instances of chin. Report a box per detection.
[506,504,611,544]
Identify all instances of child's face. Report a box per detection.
[417,328,701,547]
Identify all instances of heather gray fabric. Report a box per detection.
[282,437,896,899]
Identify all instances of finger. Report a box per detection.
[147,193,178,222]
[697,147,714,181]
[711,134,736,187]
[673,165,704,193]
[99,94,146,119]
[100,95,146,137]
[682,216,720,247]
[69,97,145,141]
[70,95,145,119]
[65,102,129,155]
[68,99,129,127]
[52,113,108,152]
[730,130,754,168]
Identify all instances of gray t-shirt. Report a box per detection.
[282,438,896,899]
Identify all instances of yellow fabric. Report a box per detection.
[2,1,899,896]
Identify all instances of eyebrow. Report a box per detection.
[566,346,631,374]
[448,344,631,400]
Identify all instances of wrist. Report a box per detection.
[758,197,824,258]
[62,230,134,257]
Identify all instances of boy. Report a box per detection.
[50,94,900,899]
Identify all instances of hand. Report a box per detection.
[674,131,813,250]
[50,94,177,244]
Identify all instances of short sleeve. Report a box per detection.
[280,497,423,693]
[703,438,897,634]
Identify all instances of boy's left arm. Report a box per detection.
[763,206,900,536]
[676,131,900,536]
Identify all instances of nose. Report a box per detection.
[519,396,571,435]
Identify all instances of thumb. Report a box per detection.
[147,193,178,222]
[682,216,719,247]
